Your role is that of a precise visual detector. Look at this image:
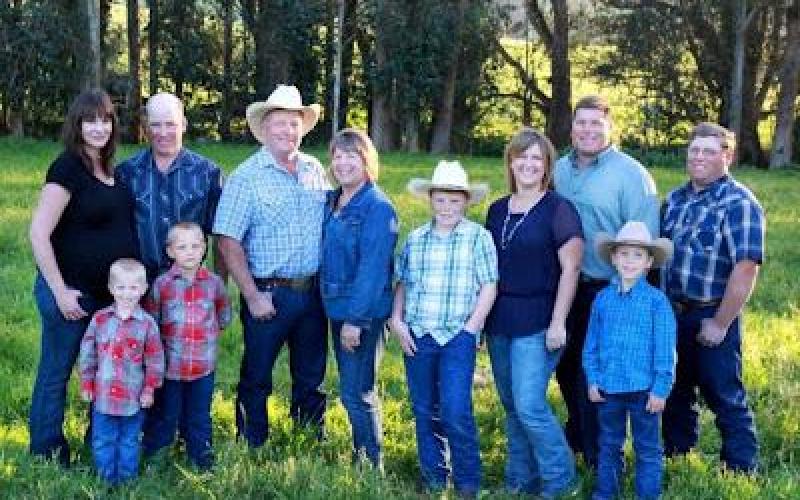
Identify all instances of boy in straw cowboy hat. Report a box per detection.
[582,221,676,500]
[389,160,498,497]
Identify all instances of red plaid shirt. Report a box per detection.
[145,265,232,381]
[79,306,165,416]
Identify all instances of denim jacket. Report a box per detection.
[320,181,398,328]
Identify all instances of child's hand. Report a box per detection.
[389,317,417,356]
[340,323,362,352]
[81,389,93,403]
[140,391,154,408]
[646,393,666,413]
[588,385,605,403]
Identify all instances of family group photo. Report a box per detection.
[1,0,798,499]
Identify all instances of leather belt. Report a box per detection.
[671,298,722,315]
[254,276,316,292]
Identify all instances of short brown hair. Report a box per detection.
[166,221,205,246]
[573,94,611,118]
[504,127,557,192]
[108,258,147,286]
[62,88,118,178]
[689,122,736,152]
[329,128,380,181]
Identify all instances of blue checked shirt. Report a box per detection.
[396,219,498,346]
[117,148,223,278]
[662,175,765,302]
[583,276,676,399]
[213,148,330,278]
[554,146,660,280]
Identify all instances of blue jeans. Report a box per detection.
[236,284,327,447]
[29,273,103,465]
[488,332,576,496]
[91,409,145,485]
[594,391,662,500]
[662,307,758,472]
[143,372,215,468]
[332,319,385,466]
[404,331,481,493]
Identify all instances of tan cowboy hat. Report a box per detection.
[407,160,489,205]
[596,221,674,267]
[245,85,321,143]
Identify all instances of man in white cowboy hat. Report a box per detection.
[553,94,660,468]
[213,84,330,447]
[661,122,764,474]
[390,160,497,496]
[583,220,676,500]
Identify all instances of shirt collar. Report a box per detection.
[148,148,187,174]
[330,180,373,211]
[258,147,311,176]
[568,144,618,169]
[165,264,211,282]
[610,273,648,296]
[110,304,147,321]
[420,218,469,237]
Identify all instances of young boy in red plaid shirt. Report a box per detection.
[142,222,231,469]
[79,258,165,485]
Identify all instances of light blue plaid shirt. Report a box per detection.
[396,219,498,346]
[213,148,330,278]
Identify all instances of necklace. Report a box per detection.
[500,192,544,250]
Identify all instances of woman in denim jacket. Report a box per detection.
[320,129,398,469]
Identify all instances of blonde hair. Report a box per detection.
[504,127,557,193]
[108,258,147,286]
[166,221,205,246]
[329,128,380,181]
[689,122,736,152]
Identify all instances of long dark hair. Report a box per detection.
[61,88,118,177]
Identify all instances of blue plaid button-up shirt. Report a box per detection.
[662,175,765,302]
[213,148,330,278]
[583,276,676,399]
[396,219,498,346]
[116,148,223,278]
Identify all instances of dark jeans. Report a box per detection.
[556,280,606,467]
[29,273,103,465]
[236,284,327,447]
[662,307,758,472]
[143,372,215,468]
[331,318,385,467]
[91,409,144,485]
[594,392,663,500]
[404,331,481,494]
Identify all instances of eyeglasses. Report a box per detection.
[687,147,724,157]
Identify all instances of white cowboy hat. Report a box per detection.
[245,85,321,143]
[407,160,489,205]
[596,221,674,267]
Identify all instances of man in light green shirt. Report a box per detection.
[553,94,660,468]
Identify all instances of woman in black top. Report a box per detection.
[28,89,137,465]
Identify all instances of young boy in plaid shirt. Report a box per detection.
[142,222,231,469]
[389,161,498,497]
[79,258,165,485]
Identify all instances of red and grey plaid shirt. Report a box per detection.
[79,306,165,417]
[144,265,232,381]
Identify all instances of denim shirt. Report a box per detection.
[320,181,398,329]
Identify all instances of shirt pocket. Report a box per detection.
[690,218,722,255]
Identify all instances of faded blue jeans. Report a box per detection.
[91,409,145,485]
[488,332,576,497]
[404,331,481,494]
[331,318,385,467]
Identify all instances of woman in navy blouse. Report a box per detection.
[319,129,397,470]
[484,127,584,496]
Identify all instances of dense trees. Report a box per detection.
[0,0,797,164]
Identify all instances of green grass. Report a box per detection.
[0,137,798,499]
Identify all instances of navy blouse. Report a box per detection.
[484,191,583,337]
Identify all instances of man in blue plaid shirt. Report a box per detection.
[661,122,765,474]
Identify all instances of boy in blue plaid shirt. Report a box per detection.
[390,161,498,497]
[583,221,676,500]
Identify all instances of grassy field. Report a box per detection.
[0,137,798,499]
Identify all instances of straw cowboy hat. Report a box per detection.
[596,221,674,267]
[407,160,489,205]
[245,85,321,143]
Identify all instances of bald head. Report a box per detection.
[146,92,186,164]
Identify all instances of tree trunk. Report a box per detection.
[770,0,800,168]
[219,0,233,140]
[430,0,468,154]
[405,111,419,152]
[370,20,394,152]
[547,0,571,149]
[127,0,142,142]
[148,0,159,95]
[86,0,102,87]
[728,0,748,160]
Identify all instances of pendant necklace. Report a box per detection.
[500,192,543,250]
